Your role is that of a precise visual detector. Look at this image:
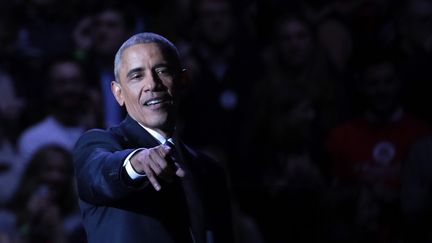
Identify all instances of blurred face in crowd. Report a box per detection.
[49,61,86,118]
[197,0,234,47]
[112,43,180,137]
[276,18,314,68]
[403,0,432,51]
[361,62,401,117]
[39,149,71,189]
[93,9,129,56]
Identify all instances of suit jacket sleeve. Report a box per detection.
[73,129,150,205]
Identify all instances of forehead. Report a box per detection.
[96,10,123,24]
[50,62,81,76]
[120,43,166,65]
[50,62,84,86]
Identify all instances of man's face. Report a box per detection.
[40,150,71,188]
[362,62,401,115]
[49,62,86,112]
[277,19,314,68]
[198,0,234,46]
[112,43,179,136]
[405,0,432,50]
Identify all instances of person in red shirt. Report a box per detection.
[325,55,431,242]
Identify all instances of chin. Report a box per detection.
[144,116,169,128]
[135,109,175,128]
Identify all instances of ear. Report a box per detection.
[111,81,125,106]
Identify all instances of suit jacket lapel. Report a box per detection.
[174,139,208,242]
[118,115,161,148]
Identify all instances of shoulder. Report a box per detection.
[331,118,365,134]
[19,117,54,140]
[327,118,367,141]
[401,113,431,132]
[76,128,114,142]
[74,124,128,150]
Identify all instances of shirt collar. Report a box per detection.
[136,122,171,144]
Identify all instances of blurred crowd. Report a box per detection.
[1,0,432,242]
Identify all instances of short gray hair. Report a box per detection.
[113,32,181,82]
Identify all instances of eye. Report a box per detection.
[130,73,143,80]
[155,67,174,78]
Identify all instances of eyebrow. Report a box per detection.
[126,67,144,79]
[153,63,178,75]
[153,63,170,70]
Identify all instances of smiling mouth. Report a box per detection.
[143,96,173,107]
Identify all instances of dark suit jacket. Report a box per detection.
[73,115,234,243]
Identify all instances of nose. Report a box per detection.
[144,72,157,92]
[144,71,163,92]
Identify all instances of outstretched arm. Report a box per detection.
[73,129,141,205]
[73,129,185,205]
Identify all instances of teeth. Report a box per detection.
[146,99,163,106]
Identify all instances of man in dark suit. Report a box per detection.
[73,32,234,243]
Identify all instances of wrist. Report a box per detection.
[124,152,146,180]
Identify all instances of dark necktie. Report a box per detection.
[164,139,206,243]
[164,139,182,173]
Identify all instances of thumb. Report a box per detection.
[160,144,172,157]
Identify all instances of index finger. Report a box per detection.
[143,165,161,191]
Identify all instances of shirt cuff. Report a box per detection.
[123,149,146,180]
